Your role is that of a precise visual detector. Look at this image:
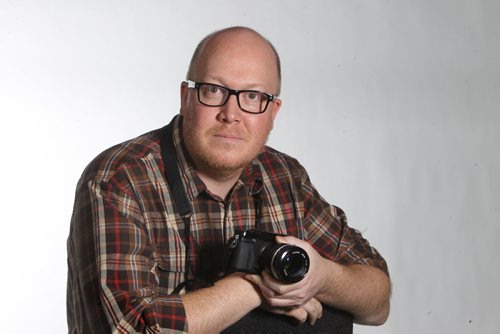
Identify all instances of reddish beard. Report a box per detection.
[182,125,269,174]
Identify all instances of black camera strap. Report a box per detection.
[159,118,195,294]
[250,179,263,231]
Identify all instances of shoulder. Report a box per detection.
[77,127,165,186]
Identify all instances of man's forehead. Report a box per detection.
[201,29,270,56]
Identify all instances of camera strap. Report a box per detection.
[159,118,196,294]
[250,179,263,230]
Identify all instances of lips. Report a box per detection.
[210,128,246,142]
[214,133,244,140]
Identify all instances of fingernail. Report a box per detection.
[244,275,255,283]
[276,236,286,243]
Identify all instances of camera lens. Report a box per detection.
[264,244,309,283]
[283,251,307,277]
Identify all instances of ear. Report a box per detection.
[180,81,189,115]
[270,97,282,121]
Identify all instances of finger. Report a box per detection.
[275,235,304,248]
[284,307,307,324]
[275,235,297,248]
[302,298,323,326]
[260,272,313,306]
[265,296,302,308]
[243,274,262,287]
[260,303,307,324]
[260,271,305,296]
[249,272,309,306]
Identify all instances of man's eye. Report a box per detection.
[247,92,258,100]
[205,85,220,94]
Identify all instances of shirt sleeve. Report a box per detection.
[299,166,389,276]
[86,174,188,333]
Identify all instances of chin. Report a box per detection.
[184,133,264,173]
[204,152,253,171]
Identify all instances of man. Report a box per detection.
[67,26,390,333]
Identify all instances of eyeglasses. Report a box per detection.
[185,80,276,114]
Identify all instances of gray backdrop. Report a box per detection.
[1,0,498,333]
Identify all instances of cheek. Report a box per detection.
[254,116,274,134]
[248,119,273,146]
[183,106,207,128]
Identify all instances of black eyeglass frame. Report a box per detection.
[185,80,276,114]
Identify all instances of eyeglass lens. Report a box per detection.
[198,84,269,113]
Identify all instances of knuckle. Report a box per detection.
[275,286,287,295]
[266,298,279,307]
[298,292,307,300]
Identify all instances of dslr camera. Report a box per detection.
[226,230,309,283]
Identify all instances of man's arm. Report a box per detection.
[246,236,391,325]
[72,176,267,332]
[257,161,391,325]
[182,273,325,332]
[316,261,391,325]
[181,274,261,333]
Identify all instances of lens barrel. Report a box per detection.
[263,244,309,283]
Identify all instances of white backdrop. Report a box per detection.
[1,0,499,333]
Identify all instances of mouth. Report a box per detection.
[213,132,245,142]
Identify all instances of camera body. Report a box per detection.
[226,230,309,283]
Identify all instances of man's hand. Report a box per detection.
[243,236,329,325]
[245,235,329,309]
[245,235,391,326]
[260,297,323,326]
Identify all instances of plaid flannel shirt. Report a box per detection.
[67,115,388,333]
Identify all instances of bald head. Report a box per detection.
[186,26,282,95]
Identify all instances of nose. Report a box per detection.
[217,94,241,124]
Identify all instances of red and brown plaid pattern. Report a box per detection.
[67,115,388,333]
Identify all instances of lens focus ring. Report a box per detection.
[269,244,309,283]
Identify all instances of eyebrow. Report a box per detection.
[204,76,268,92]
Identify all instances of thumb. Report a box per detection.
[243,274,261,286]
[275,235,301,246]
